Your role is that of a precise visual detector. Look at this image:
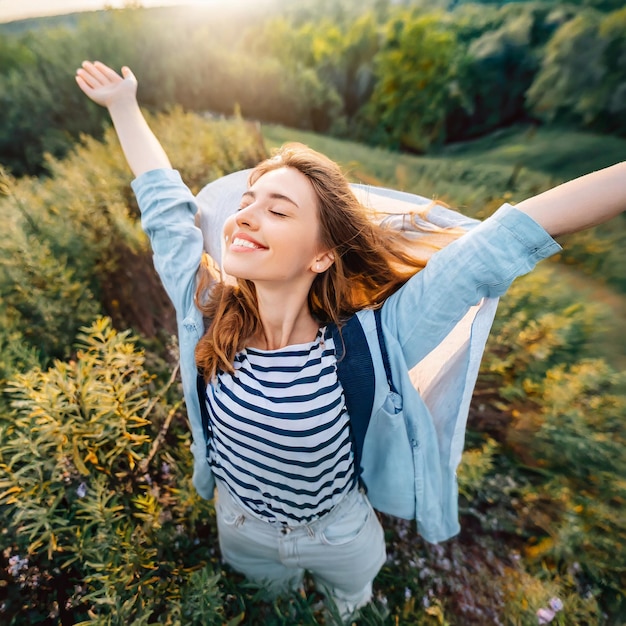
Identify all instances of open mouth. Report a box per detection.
[231,237,267,250]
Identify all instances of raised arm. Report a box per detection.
[517,162,625,236]
[75,61,171,177]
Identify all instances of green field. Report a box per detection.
[434,125,626,180]
[263,123,626,193]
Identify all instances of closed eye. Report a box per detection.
[269,209,288,217]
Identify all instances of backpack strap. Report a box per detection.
[197,370,211,443]
[374,307,398,394]
[331,310,395,480]
[196,312,396,483]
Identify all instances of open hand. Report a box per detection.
[75,61,137,108]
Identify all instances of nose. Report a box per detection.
[235,204,259,229]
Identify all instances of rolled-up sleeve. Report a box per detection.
[131,169,204,320]
[382,203,562,368]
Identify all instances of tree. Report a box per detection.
[362,11,465,152]
[527,7,626,135]
[446,8,540,140]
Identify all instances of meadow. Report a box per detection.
[0,109,624,624]
[0,0,624,622]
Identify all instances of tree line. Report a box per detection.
[0,0,625,176]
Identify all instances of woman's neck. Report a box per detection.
[248,282,319,350]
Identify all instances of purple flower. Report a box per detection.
[549,597,564,612]
[76,482,88,498]
[537,608,556,624]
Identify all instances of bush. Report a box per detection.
[0,111,267,366]
[0,319,221,624]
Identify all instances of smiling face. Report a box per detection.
[222,167,333,287]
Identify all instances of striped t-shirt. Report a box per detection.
[205,327,356,525]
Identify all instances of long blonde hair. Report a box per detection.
[195,143,462,379]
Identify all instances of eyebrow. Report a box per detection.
[241,190,299,208]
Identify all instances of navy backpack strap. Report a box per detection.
[330,316,374,478]
[332,310,397,482]
[374,307,398,394]
[330,313,380,481]
[196,371,211,442]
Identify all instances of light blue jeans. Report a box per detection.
[215,480,386,619]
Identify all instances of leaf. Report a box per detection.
[0,484,22,503]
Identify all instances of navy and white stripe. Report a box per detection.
[206,327,356,525]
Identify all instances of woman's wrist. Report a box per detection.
[107,96,141,119]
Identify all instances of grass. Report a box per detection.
[261,120,626,199]
[434,124,626,180]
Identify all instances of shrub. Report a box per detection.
[0,111,267,365]
[0,318,221,624]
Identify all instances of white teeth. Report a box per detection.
[233,237,261,249]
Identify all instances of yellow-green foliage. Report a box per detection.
[469,265,626,618]
[363,11,464,152]
[482,265,607,397]
[511,360,626,602]
[0,111,268,624]
[456,437,498,500]
[0,318,221,624]
[499,566,603,626]
[0,110,266,367]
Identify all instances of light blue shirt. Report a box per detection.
[132,168,561,543]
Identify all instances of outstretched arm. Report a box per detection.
[75,61,171,177]
[517,162,625,237]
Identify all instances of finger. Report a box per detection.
[81,60,113,87]
[77,61,98,83]
[75,75,96,97]
[94,60,124,82]
[76,67,102,91]
[79,61,107,87]
[120,66,137,83]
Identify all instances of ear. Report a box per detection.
[312,250,335,273]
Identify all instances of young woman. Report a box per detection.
[75,60,625,620]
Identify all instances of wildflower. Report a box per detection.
[8,555,28,577]
[537,607,556,624]
[76,482,88,498]
[549,597,564,612]
[404,587,412,600]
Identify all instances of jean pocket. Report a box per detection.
[319,492,372,546]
